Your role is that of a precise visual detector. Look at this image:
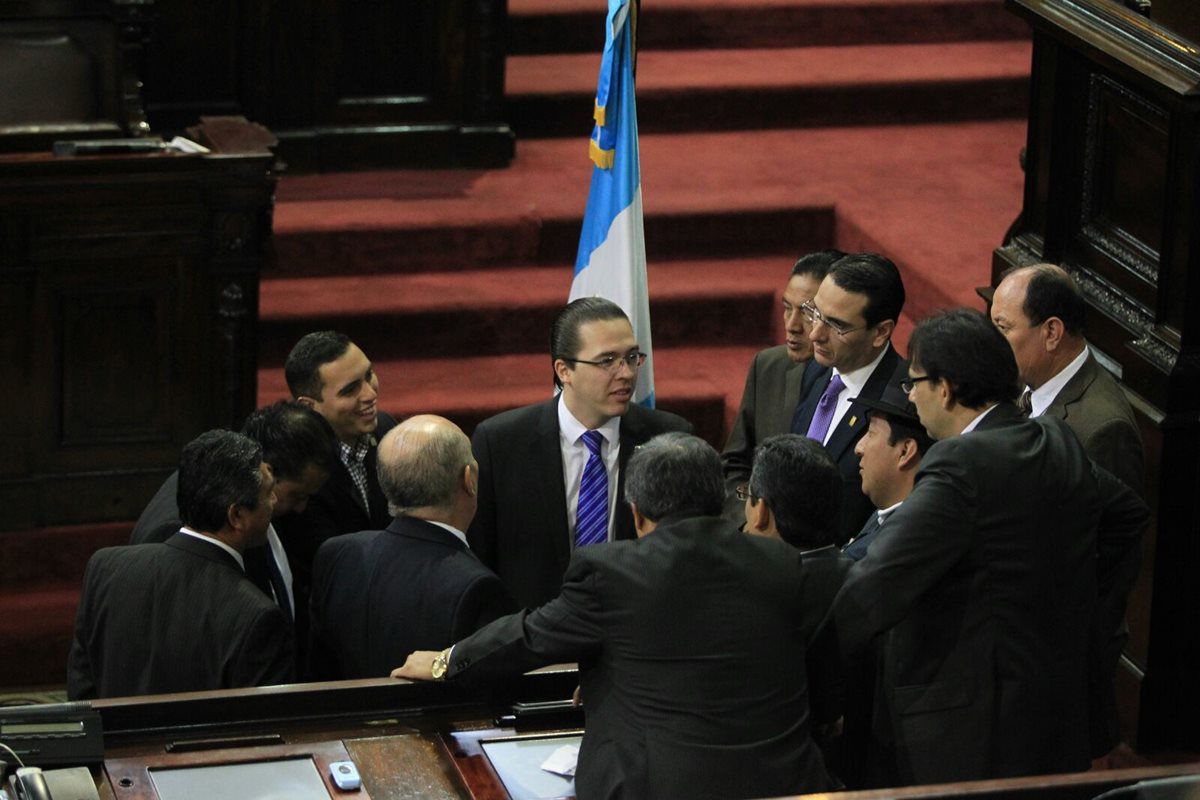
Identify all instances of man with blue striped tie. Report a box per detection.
[467,298,692,609]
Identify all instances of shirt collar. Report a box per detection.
[834,343,891,398]
[961,403,999,435]
[1029,347,1089,418]
[339,435,372,465]
[426,520,469,548]
[178,526,244,571]
[557,394,622,445]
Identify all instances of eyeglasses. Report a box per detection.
[566,352,647,372]
[900,375,935,393]
[735,484,760,502]
[799,301,868,338]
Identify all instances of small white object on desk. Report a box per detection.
[539,744,579,778]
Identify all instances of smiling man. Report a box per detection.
[467,298,692,609]
[720,249,844,520]
[792,253,906,543]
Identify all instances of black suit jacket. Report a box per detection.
[449,515,834,800]
[792,347,904,543]
[830,404,1148,784]
[308,516,516,679]
[466,398,692,609]
[67,533,294,699]
[720,345,808,521]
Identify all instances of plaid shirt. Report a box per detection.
[339,435,373,513]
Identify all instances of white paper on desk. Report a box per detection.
[540,744,580,777]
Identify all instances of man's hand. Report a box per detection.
[390,651,439,681]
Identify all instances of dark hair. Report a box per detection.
[177,430,264,533]
[827,253,906,327]
[625,432,723,521]
[1022,265,1086,336]
[791,249,846,282]
[550,297,630,389]
[285,331,352,400]
[240,401,338,481]
[880,414,934,457]
[748,435,841,549]
[908,308,1020,408]
[377,423,472,514]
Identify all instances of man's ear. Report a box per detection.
[1043,317,1066,352]
[225,502,245,533]
[296,395,317,410]
[745,497,772,534]
[870,319,896,349]
[897,438,921,471]
[937,378,955,411]
[463,463,477,497]
[553,358,573,387]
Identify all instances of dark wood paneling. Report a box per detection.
[999,0,1200,752]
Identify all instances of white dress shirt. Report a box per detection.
[1028,347,1090,418]
[822,344,892,445]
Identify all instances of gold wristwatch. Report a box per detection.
[430,647,452,680]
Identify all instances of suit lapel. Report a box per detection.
[825,348,900,461]
[534,399,572,568]
[780,359,806,430]
[791,360,832,434]
[1044,353,1096,422]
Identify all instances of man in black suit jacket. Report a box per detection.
[129,401,338,625]
[396,434,834,800]
[791,253,907,542]
[309,415,516,679]
[68,430,293,699]
[830,310,1148,785]
[720,249,843,520]
[274,332,398,628]
[467,299,691,609]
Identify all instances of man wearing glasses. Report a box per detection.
[466,297,692,609]
[829,309,1147,785]
[792,253,906,543]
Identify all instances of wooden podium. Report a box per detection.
[995,0,1200,752]
[0,136,274,531]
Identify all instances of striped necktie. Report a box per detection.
[576,430,608,547]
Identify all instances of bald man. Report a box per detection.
[308,415,517,679]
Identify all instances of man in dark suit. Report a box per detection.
[129,401,338,625]
[991,263,1146,763]
[720,249,844,520]
[467,298,691,609]
[792,253,906,543]
[309,415,516,679]
[396,433,835,800]
[68,430,294,699]
[830,309,1148,785]
[275,332,399,614]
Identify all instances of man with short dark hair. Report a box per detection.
[396,433,835,800]
[467,298,691,609]
[721,250,844,520]
[69,431,294,699]
[991,264,1145,763]
[308,415,516,679]
[830,309,1148,785]
[742,434,842,552]
[792,253,906,542]
[130,401,337,622]
[276,332,399,602]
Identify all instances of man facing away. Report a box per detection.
[308,415,516,679]
[830,309,1148,785]
[467,297,691,609]
[130,400,337,626]
[792,253,906,543]
[396,433,835,800]
[69,430,294,699]
[720,249,844,520]
[991,263,1146,762]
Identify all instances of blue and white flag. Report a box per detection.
[569,0,655,407]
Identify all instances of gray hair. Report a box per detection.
[624,432,723,521]
[378,419,473,516]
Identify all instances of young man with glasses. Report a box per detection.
[792,253,906,543]
[466,298,692,609]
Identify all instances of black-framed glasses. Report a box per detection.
[566,352,647,372]
[900,375,934,393]
[799,301,868,338]
[735,484,759,502]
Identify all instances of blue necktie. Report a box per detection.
[576,430,608,547]
[806,374,846,443]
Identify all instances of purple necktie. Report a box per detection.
[806,374,846,443]
[575,430,608,547]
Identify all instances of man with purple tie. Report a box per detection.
[791,253,906,543]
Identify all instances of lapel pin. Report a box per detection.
[849,415,858,427]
